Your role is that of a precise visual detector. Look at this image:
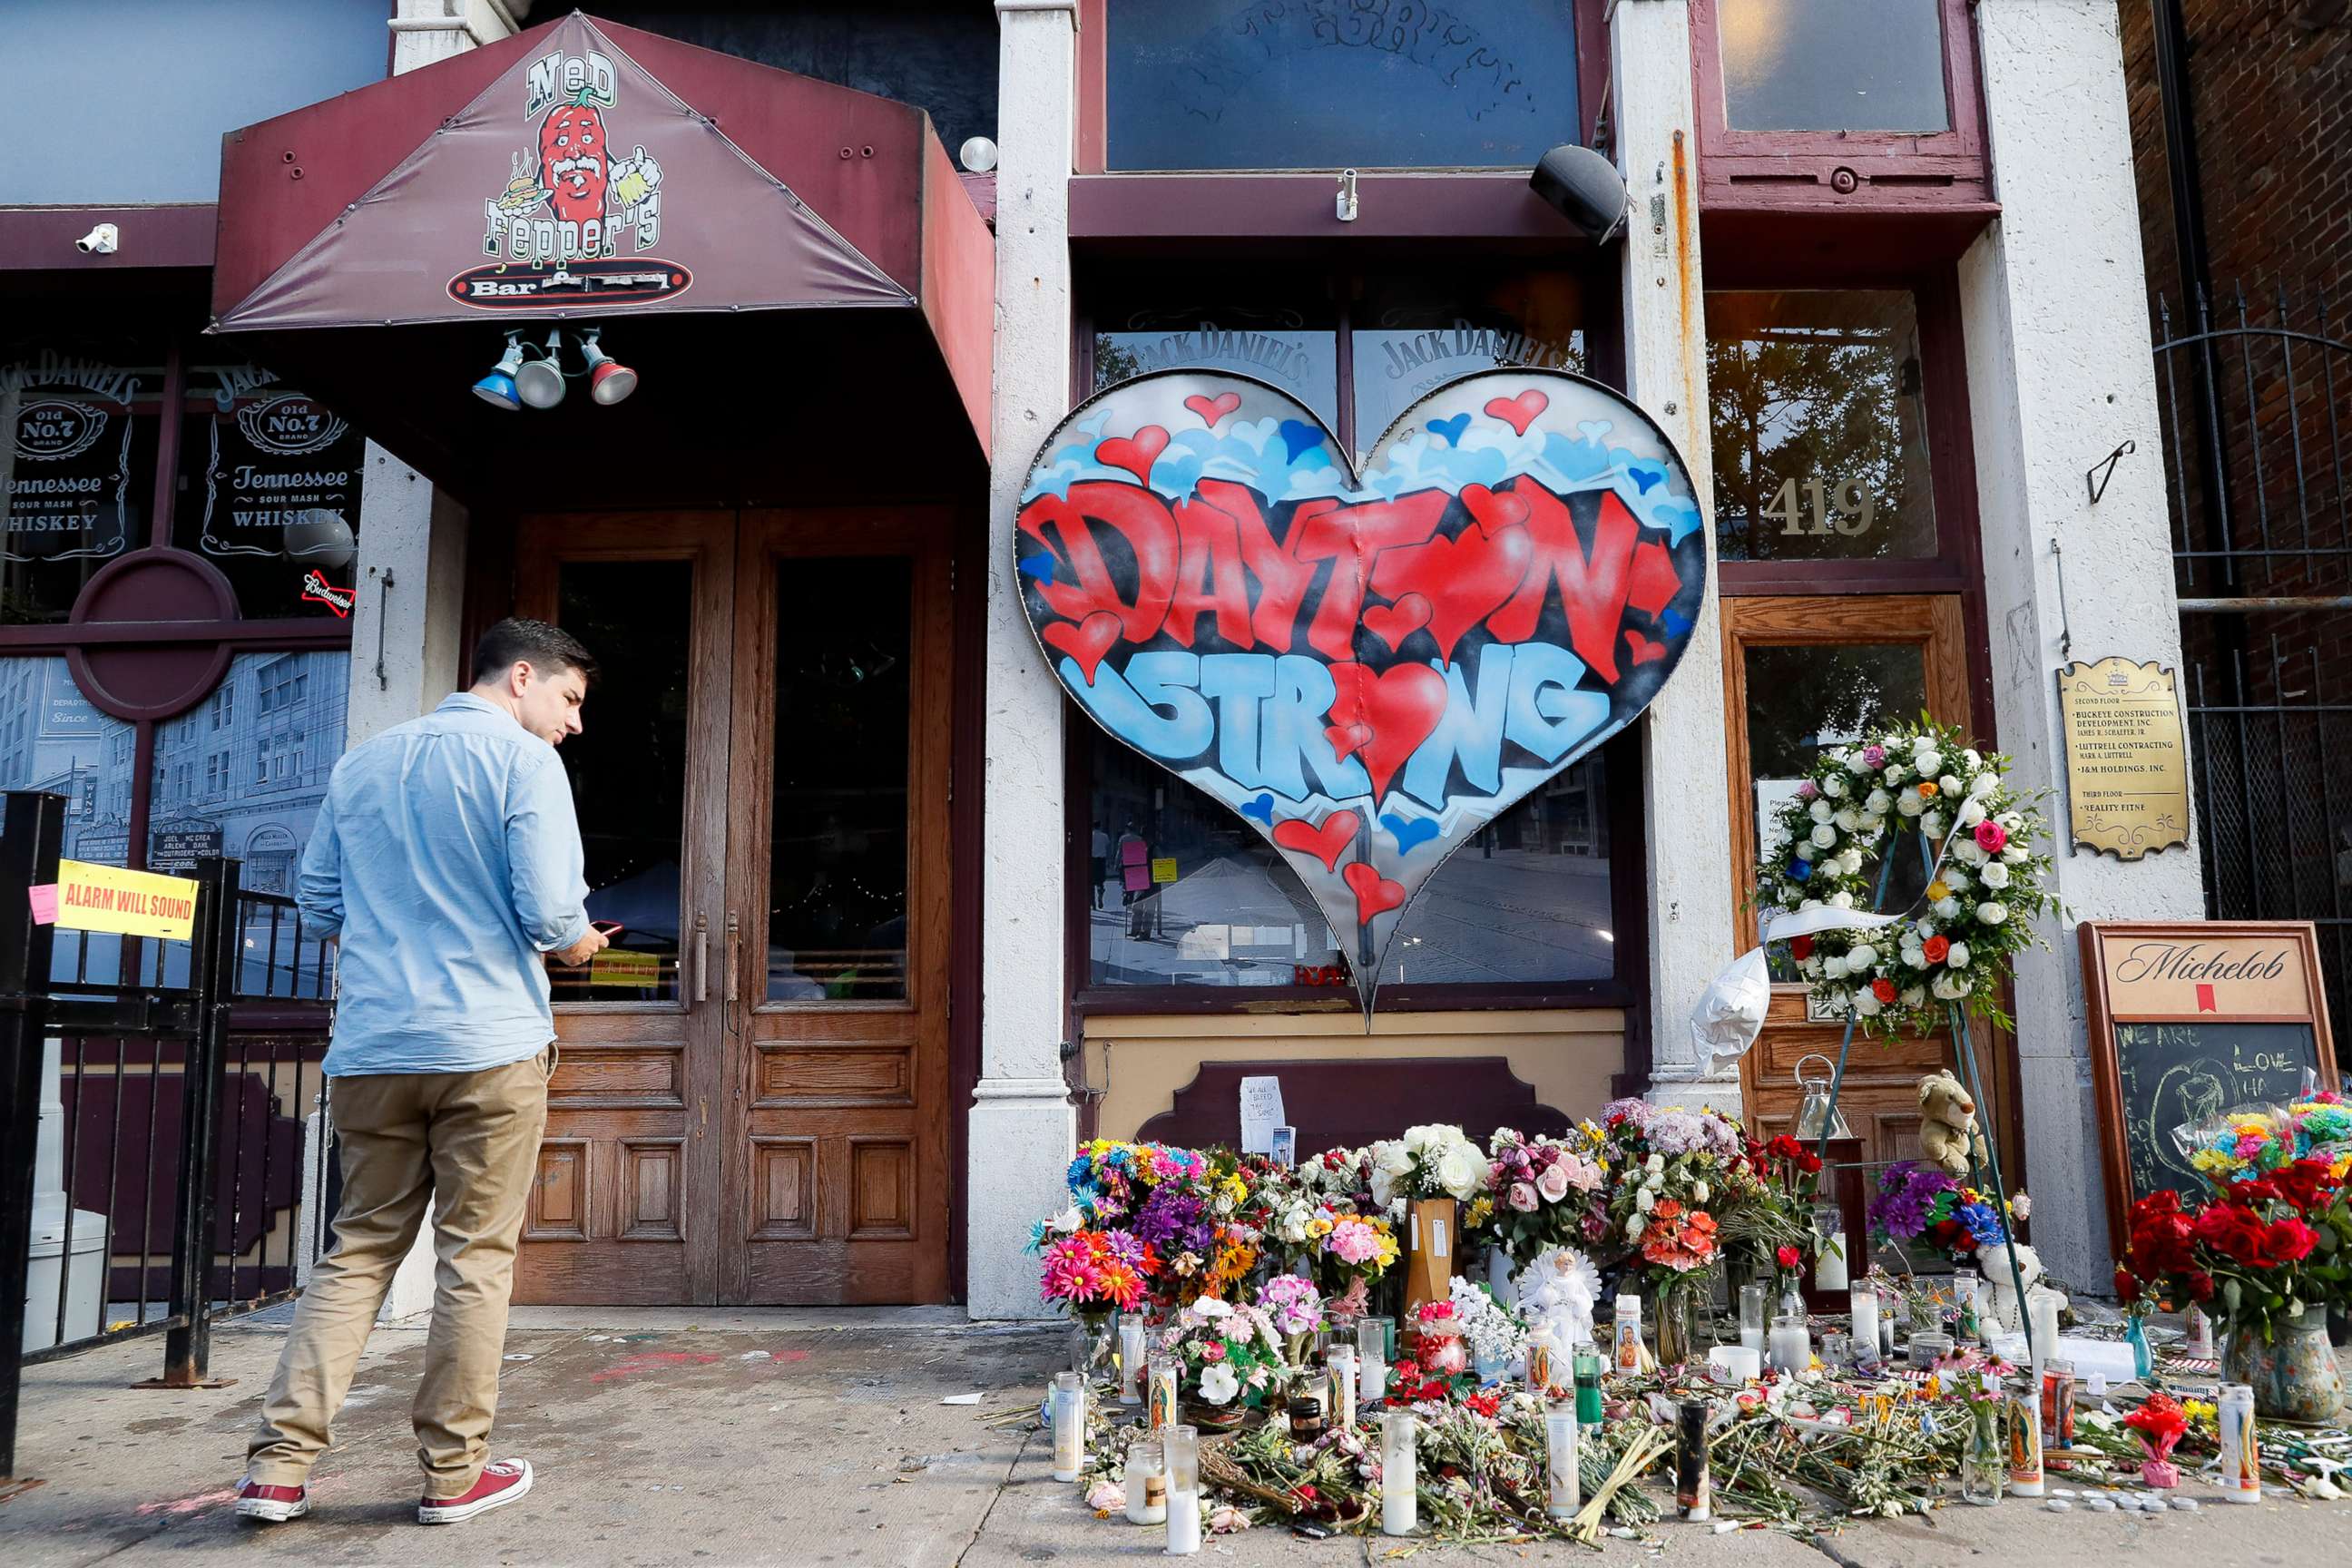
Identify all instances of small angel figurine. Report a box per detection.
[1514,1245,1601,1352]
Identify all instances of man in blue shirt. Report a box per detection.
[239,619,607,1528]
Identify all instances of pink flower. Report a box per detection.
[1536,1163,1571,1203]
[1328,1217,1379,1265]
[1974,820,2008,854]
[1508,1181,1539,1212]
[1862,745,1887,769]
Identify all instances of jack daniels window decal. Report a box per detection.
[181,364,365,619]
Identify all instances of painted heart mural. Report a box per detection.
[1016,368,1707,1012]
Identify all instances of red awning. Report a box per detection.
[209,14,992,505]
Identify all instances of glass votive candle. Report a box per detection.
[1163,1424,1201,1554]
[1848,1286,1881,1361]
[1767,1311,1811,1375]
[1738,1281,1769,1351]
[1821,1330,1852,1370]
[1124,1438,1167,1524]
[1908,1330,1955,1369]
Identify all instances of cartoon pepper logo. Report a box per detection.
[539,96,610,227]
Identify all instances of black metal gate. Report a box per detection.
[0,790,336,1477]
[2159,286,2352,1053]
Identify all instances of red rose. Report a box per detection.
[1923,935,1951,964]
[1974,820,2008,854]
[2186,1269,2217,1301]
[1790,935,1815,961]
[1871,977,1897,1004]
[2267,1217,2320,1263]
[2193,1204,2271,1266]
[2114,1265,2140,1305]
[1776,1244,1803,1271]
[2270,1159,2342,1212]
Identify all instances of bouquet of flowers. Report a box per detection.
[1254,1273,1326,1363]
[2174,1092,2352,1190]
[1037,1229,1152,1315]
[1038,1140,1259,1309]
[1867,1161,2023,1267]
[2114,1156,2351,1338]
[1247,1156,1400,1314]
[1711,1133,1821,1281]
[1157,1294,1289,1409]
[1367,1123,1489,1210]
[1479,1126,1608,1267]
[2123,1390,2190,1488]
[1446,1276,1527,1377]
[1593,1099,1743,1283]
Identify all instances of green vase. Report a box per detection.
[2222,1304,2346,1424]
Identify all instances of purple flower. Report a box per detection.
[1602,1098,1652,1128]
[1134,1186,1213,1259]
[1862,745,1887,769]
[1868,1161,1959,1240]
[1795,780,1820,801]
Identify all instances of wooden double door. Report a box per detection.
[510,510,953,1306]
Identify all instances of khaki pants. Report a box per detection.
[247,1045,554,1499]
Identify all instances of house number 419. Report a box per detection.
[1761,476,1877,536]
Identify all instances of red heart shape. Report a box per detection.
[1324,720,1374,762]
[1460,483,1530,537]
[1342,860,1407,926]
[1094,425,1171,484]
[1625,628,1667,666]
[1483,389,1550,436]
[1272,809,1361,873]
[1325,662,1448,804]
[1360,593,1432,652]
[1182,391,1242,428]
[1369,521,1534,666]
[1040,611,1122,685]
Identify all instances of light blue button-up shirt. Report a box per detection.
[299,692,591,1076]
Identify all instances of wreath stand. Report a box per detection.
[1798,820,2040,1366]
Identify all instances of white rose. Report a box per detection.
[1647,1153,1665,1174]
[1938,774,1962,797]
[1914,749,1943,775]
[1952,838,1984,866]
[1436,1148,1481,1200]
[1636,1187,1656,1212]
[1844,752,1870,775]
[1198,1362,1240,1405]
[1827,989,1852,1014]
[1916,919,1936,938]
[1934,897,1962,919]
[1980,863,2011,889]
[1800,956,1824,978]
[1947,941,1972,967]
[1829,891,1855,909]
[1922,811,1945,838]
[1969,772,1997,799]
[1626,1215,1647,1242]
[1834,808,1859,832]
[1932,974,1972,1000]
[1901,986,1926,1008]
[1825,956,1848,979]
[1810,824,1838,849]
[1857,816,1884,838]
[1838,849,1863,876]
[1866,789,1892,814]
[1375,1141,1413,1177]
[1944,868,1971,892]
[1963,749,1982,769]
[2003,847,2027,864]
[1693,1181,1711,1202]
[1855,990,1882,1016]
[1884,764,1909,785]
[1799,897,1822,911]
[1977,902,2009,925]
[1823,773,1849,799]
[1998,811,2023,831]
[1957,798,1987,828]
[1847,942,1879,971]
[1809,799,1834,824]
[1896,793,1924,818]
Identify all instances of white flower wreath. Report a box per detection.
[1751,719,2054,1041]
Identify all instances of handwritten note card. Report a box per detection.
[1238,1074,1286,1155]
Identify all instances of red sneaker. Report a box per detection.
[416,1457,533,1525]
[234,1478,309,1523]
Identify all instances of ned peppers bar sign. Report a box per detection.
[1015,369,1707,1011]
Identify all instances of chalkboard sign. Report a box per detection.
[2082,921,2340,1259]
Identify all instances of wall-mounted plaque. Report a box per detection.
[2081,919,2340,1261]
[2057,657,2190,860]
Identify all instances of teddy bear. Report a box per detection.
[1917,1069,1990,1179]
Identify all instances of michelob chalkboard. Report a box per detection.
[2081,921,2340,1259]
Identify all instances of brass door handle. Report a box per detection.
[725,910,740,1003]
[692,912,709,1004]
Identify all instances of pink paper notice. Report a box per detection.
[27,884,58,925]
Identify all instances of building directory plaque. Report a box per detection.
[2057,657,2190,860]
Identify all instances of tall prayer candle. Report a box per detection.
[1848,1287,1880,1363]
[1382,1411,1418,1536]
[1050,1371,1085,1483]
[1164,1424,1202,1552]
[1544,1404,1581,1520]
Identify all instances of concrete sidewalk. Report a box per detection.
[5,1309,2347,1566]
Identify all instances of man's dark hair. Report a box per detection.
[472,617,599,688]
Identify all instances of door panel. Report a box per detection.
[1720,593,2022,1185]
[513,514,734,1305]
[724,510,953,1305]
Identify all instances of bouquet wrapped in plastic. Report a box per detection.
[2171,1088,2352,1192]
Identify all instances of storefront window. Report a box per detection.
[175,360,364,621]
[1707,290,1935,564]
[1104,1,1583,172]
[1093,292,1339,431]
[142,651,348,889]
[0,657,136,867]
[1717,0,1948,133]
[1350,274,1588,459]
[2,342,163,624]
[1742,642,1927,979]
[1086,731,1616,991]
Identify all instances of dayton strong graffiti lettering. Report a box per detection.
[1016,369,1706,1012]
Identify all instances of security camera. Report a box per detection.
[1529,145,1629,246]
[75,223,119,256]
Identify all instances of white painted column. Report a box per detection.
[367,0,518,1322]
[1960,0,2205,1293]
[967,0,1080,1320]
[1612,0,1741,1118]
